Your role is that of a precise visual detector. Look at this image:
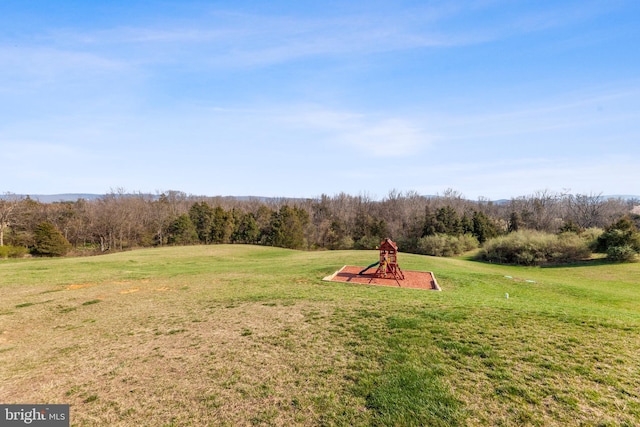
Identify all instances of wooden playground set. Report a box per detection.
[323,238,440,291]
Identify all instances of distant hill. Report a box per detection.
[2,193,639,204]
[493,195,640,205]
[605,195,640,201]
[0,194,104,202]
[0,193,295,203]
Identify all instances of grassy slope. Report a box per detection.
[1,246,639,426]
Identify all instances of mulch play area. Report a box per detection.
[323,265,441,291]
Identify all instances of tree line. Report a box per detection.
[1,189,638,260]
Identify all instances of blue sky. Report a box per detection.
[1,0,639,200]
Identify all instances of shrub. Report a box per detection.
[596,216,640,261]
[552,233,593,263]
[478,230,591,266]
[418,235,450,257]
[0,245,29,259]
[394,236,419,254]
[417,234,478,257]
[354,236,382,250]
[330,235,354,250]
[11,245,28,258]
[581,227,604,252]
[606,245,638,262]
[559,219,583,234]
[459,234,480,252]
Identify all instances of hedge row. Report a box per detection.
[477,230,593,266]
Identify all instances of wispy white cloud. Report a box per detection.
[2,141,79,162]
[339,119,428,157]
[9,0,614,72]
[0,45,128,95]
[0,46,124,75]
[274,105,431,157]
[425,83,640,143]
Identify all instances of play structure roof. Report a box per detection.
[380,238,398,251]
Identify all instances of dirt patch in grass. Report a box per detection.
[66,283,95,290]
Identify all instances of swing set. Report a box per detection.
[358,238,405,286]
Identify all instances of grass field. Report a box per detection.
[1,245,639,426]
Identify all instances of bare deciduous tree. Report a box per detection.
[566,192,606,228]
[0,193,22,246]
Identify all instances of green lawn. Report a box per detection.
[1,245,639,426]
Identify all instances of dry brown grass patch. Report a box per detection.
[0,286,363,426]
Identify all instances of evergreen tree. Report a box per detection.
[422,206,438,236]
[32,222,72,256]
[326,219,350,249]
[472,211,498,244]
[232,212,259,244]
[266,206,308,249]
[461,212,474,234]
[210,206,233,244]
[189,202,215,243]
[254,205,275,245]
[369,218,387,240]
[435,205,462,235]
[167,214,199,245]
[508,211,523,233]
